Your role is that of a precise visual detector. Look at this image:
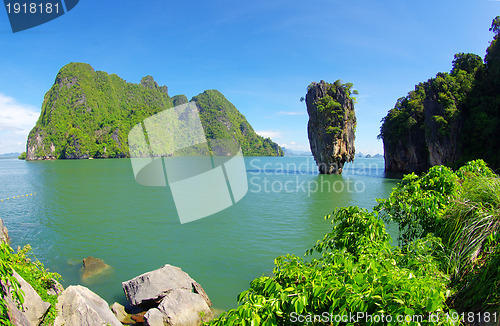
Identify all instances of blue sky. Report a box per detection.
[0,0,498,155]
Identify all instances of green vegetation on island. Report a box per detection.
[308,80,358,137]
[193,90,283,156]
[26,63,283,160]
[207,160,499,325]
[380,16,500,173]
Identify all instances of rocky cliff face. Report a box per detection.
[380,20,500,173]
[382,87,462,174]
[306,80,356,174]
[26,62,283,160]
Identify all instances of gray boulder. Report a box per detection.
[122,264,209,306]
[14,271,51,325]
[0,271,50,326]
[192,281,212,307]
[157,289,213,326]
[54,285,121,326]
[110,302,134,324]
[144,308,165,326]
[1,288,31,326]
[0,218,9,243]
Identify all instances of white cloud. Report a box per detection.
[256,130,282,139]
[278,111,306,116]
[0,93,40,154]
[279,141,311,152]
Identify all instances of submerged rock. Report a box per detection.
[81,256,111,280]
[306,80,356,174]
[54,285,121,326]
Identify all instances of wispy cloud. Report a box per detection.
[0,93,39,154]
[256,130,282,139]
[278,111,306,116]
[279,141,310,152]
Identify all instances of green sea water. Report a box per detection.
[0,156,400,311]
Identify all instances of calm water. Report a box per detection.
[0,156,400,311]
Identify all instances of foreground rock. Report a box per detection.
[2,293,31,326]
[123,264,214,325]
[14,272,51,325]
[110,302,135,324]
[82,256,111,280]
[122,264,210,306]
[0,218,9,243]
[54,285,121,326]
[157,289,213,325]
[144,308,165,326]
[0,271,50,326]
[306,80,357,174]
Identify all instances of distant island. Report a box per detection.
[379,17,500,173]
[0,153,21,159]
[356,152,383,158]
[26,63,283,160]
[281,147,312,156]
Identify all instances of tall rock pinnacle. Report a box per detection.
[306,80,357,174]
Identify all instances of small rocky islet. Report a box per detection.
[306,80,357,174]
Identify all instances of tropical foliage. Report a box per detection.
[376,159,500,312]
[206,160,499,325]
